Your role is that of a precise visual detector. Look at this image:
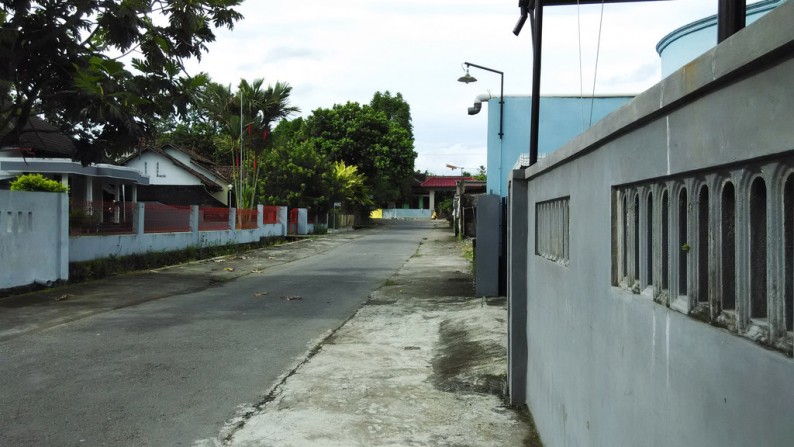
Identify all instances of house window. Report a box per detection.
[156,162,166,178]
[144,162,148,175]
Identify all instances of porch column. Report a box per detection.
[131,184,138,203]
[429,190,436,211]
[85,176,94,216]
[114,183,121,223]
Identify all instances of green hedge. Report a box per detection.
[10,173,69,193]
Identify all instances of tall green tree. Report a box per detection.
[258,139,328,211]
[370,91,413,138]
[302,97,415,209]
[0,1,243,164]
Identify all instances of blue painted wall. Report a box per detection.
[656,0,783,77]
[485,95,633,196]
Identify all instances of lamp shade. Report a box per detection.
[457,73,477,84]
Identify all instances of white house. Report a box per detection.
[122,144,232,206]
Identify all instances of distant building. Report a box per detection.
[419,175,479,211]
[475,95,634,197]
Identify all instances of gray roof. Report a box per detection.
[17,117,76,157]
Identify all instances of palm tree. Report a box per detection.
[237,79,299,208]
[200,78,299,210]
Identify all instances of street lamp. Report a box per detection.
[458,62,504,140]
[457,68,477,84]
[445,164,465,176]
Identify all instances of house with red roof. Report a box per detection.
[419,175,485,212]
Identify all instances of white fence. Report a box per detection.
[0,196,301,290]
[69,204,290,263]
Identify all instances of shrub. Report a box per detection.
[10,173,68,193]
[438,197,453,217]
[312,224,328,235]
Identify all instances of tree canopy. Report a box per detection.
[258,139,328,210]
[300,97,416,208]
[260,92,415,214]
[0,0,243,164]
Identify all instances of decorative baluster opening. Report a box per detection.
[622,194,628,279]
[679,188,688,296]
[662,190,669,291]
[647,191,654,285]
[750,178,767,320]
[634,194,640,284]
[784,175,793,332]
[698,185,709,304]
[722,182,736,311]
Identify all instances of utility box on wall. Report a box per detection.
[475,194,505,296]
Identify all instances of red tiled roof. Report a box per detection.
[419,176,476,188]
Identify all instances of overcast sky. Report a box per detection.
[183,0,741,175]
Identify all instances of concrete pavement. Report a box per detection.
[205,222,538,446]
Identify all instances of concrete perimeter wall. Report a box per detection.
[2,200,291,289]
[70,205,288,262]
[0,190,69,288]
[509,3,794,446]
[381,209,431,219]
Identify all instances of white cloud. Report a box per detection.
[183,0,745,174]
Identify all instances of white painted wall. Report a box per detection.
[0,191,68,288]
[125,152,200,186]
[381,209,432,219]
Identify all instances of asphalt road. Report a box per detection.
[0,219,433,446]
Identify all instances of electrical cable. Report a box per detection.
[589,1,606,126]
[577,0,585,131]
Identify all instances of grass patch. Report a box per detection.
[69,237,286,283]
[459,239,474,275]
